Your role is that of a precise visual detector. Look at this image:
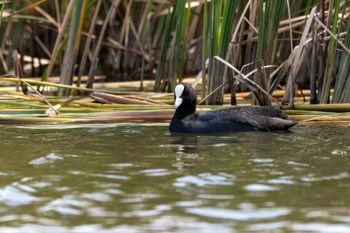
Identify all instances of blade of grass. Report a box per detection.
[201,0,208,99]
[294,103,350,112]
[42,0,76,82]
[313,16,350,55]
[207,0,238,105]
[59,0,87,96]
[254,0,284,105]
[77,0,102,88]
[285,0,294,108]
[33,5,60,29]
[319,0,340,104]
[0,76,131,95]
[172,0,190,89]
[154,3,174,92]
[7,0,47,17]
[283,6,316,105]
[0,0,5,28]
[206,0,221,103]
[310,13,318,104]
[16,123,170,130]
[86,0,121,89]
[211,56,283,107]
[332,0,350,103]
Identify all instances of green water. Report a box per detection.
[0,124,349,232]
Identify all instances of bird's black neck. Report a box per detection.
[173,104,196,120]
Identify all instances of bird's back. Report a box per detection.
[170,106,297,133]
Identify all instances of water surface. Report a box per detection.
[0,124,349,232]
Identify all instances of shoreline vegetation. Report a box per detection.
[1,76,350,126]
[0,1,350,126]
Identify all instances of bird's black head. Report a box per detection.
[174,82,197,114]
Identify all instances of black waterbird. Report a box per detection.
[169,82,297,133]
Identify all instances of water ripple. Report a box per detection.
[331,149,348,156]
[139,168,170,176]
[122,204,171,218]
[147,215,234,233]
[0,172,9,176]
[244,184,277,191]
[173,173,234,187]
[268,176,295,185]
[109,163,134,168]
[287,161,310,167]
[68,171,129,180]
[292,223,350,233]
[197,194,234,200]
[29,153,63,165]
[187,207,290,221]
[0,184,40,206]
[301,172,350,182]
[0,224,138,233]
[248,221,288,231]
[252,158,274,163]
[81,192,111,202]
[39,194,90,215]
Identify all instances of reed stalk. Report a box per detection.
[205,1,238,104]
[319,0,340,104]
[332,0,350,103]
[59,0,86,96]
[154,3,173,92]
[1,0,350,117]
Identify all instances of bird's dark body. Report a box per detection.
[169,83,297,134]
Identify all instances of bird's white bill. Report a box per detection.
[174,97,183,109]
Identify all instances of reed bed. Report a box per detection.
[0,76,348,126]
[0,1,350,126]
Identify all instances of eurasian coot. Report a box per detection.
[169,82,297,133]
